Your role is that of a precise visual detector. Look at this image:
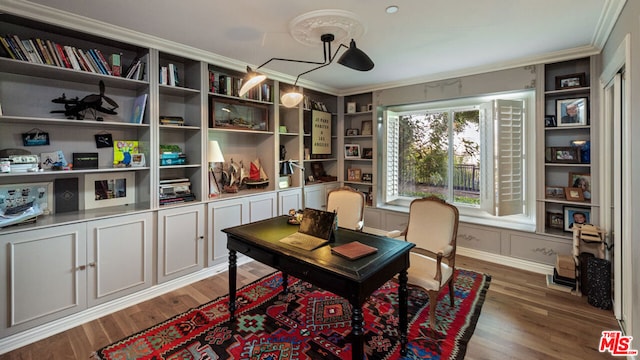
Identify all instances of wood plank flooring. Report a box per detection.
[0,255,619,359]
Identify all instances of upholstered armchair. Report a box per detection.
[326,186,365,231]
[390,196,459,329]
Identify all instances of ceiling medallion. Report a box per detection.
[289,9,366,47]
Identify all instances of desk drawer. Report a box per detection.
[279,258,350,296]
[228,239,276,266]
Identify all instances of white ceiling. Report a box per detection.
[20,0,625,94]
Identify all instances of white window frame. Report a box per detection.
[379,90,536,231]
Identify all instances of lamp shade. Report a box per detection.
[338,39,374,71]
[279,161,294,175]
[238,66,267,97]
[281,91,304,108]
[208,140,225,163]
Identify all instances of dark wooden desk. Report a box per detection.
[223,216,414,359]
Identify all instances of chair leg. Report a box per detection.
[428,290,438,329]
[448,277,455,307]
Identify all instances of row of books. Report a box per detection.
[124,55,147,80]
[159,116,185,126]
[159,178,196,205]
[160,63,180,86]
[0,34,119,76]
[208,70,272,102]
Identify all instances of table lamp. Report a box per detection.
[208,140,225,197]
[280,160,305,208]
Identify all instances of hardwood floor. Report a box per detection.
[0,255,618,359]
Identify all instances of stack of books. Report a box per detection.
[159,116,185,126]
[159,178,196,205]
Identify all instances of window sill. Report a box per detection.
[378,203,536,233]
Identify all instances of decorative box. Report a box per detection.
[556,254,575,279]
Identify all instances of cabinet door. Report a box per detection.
[0,224,87,337]
[208,199,245,266]
[305,185,327,210]
[278,189,302,215]
[157,204,205,283]
[248,193,277,222]
[87,212,153,307]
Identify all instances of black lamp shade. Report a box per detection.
[280,161,294,175]
[338,39,374,71]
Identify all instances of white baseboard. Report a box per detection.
[0,257,252,355]
[0,247,552,355]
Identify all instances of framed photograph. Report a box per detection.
[22,129,50,146]
[345,144,360,159]
[84,172,136,209]
[346,128,359,136]
[563,206,591,232]
[361,120,373,135]
[544,115,556,127]
[307,175,315,183]
[367,103,373,111]
[545,186,565,199]
[94,133,113,148]
[569,172,591,201]
[0,181,53,217]
[564,187,584,201]
[347,101,357,114]
[550,147,579,163]
[556,97,587,126]
[311,162,325,179]
[347,168,361,181]
[131,153,146,167]
[555,73,586,90]
[547,211,564,229]
[361,173,373,182]
[362,147,373,159]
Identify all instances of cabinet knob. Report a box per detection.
[77,265,86,271]
[88,262,96,267]
[199,235,204,240]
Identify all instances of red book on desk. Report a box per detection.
[331,241,377,260]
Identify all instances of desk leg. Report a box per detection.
[350,302,364,360]
[282,272,289,294]
[399,269,408,355]
[228,250,237,321]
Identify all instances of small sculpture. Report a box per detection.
[51,80,119,120]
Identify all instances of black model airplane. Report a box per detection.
[51,80,118,120]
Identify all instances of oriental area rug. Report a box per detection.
[92,269,490,360]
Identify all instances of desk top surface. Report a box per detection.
[223,215,414,280]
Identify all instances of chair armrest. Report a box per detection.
[439,245,454,257]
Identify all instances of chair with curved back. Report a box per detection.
[391,195,459,330]
[326,186,365,231]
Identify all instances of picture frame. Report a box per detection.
[362,147,373,159]
[346,128,359,136]
[22,129,50,146]
[94,133,113,148]
[361,173,373,182]
[344,144,360,159]
[0,181,53,218]
[564,187,584,201]
[367,103,373,111]
[563,206,591,232]
[131,153,146,167]
[84,172,136,209]
[550,146,579,163]
[568,172,591,201]
[347,101,357,114]
[361,120,373,135]
[347,168,361,181]
[556,97,588,126]
[545,186,565,199]
[311,110,332,155]
[544,115,556,127]
[307,175,315,183]
[555,72,586,90]
[547,211,564,229]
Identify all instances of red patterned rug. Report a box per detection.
[92,269,490,360]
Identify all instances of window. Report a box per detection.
[381,91,535,226]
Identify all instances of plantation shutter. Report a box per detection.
[494,99,524,216]
[384,111,400,201]
[479,103,495,215]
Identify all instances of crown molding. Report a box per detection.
[592,0,627,48]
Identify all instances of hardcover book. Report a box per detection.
[131,94,148,124]
[331,241,377,260]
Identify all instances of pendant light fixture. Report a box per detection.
[238,10,374,107]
